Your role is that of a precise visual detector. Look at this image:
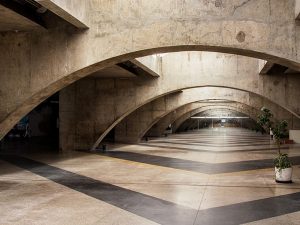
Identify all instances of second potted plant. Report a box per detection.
[273,120,292,183]
[257,108,292,183]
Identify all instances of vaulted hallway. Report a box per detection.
[1,1,300,224]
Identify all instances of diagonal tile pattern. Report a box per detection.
[0,155,197,225]
[2,154,300,225]
[100,151,300,174]
[1,128,300,225]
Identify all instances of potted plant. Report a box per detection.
[257,107,273,134]
[257,108,292,183]
[273,120,292,183]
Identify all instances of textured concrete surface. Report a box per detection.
[1,0,300,141]
[36,0,88,28]
[60,85,300,150]
[0,5,43,31]
[58,52,300,150]
[1,1,300,223]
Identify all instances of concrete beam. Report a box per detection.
[36,0,88,29]
[0,0,46,29]
[259,61,274,75]
[259,60,288,75]
[131,59,160,78]
[117,59,160,78]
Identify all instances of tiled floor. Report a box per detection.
[1,128,300,225]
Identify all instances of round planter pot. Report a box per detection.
[275,167,293,183]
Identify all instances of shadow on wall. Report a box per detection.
[2,93,59,151]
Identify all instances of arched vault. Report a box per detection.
[2,0,300,143]
[104,87,299,145]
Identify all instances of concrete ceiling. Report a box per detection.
[90,60,160,79]
[89,65,136,79]
[0,4,42,31]
[194,109,247,117]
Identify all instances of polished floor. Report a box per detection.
[1,128,300,225]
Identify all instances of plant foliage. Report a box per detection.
[257,107,273,133]
[257,108,291,169]
[272,120,288,143]
[274,153,292,170]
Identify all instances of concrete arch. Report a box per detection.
[1,0,300,141]
[146,102,260,137]
[113,87,299,144]
[172,107,256,133]
[175,107,258,132]
[144,104,260,139]
[54,51,300,150]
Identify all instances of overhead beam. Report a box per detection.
[36,0,88,29]
[117,60,160,78]
[259,61,274,75]
[0,0,47,28]
[130,59,160,78]
[259,61,288,75]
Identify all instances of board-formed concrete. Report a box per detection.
[1,0,300,142]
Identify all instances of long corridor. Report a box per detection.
[1,128,300,225]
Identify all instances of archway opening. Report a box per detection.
[0,93,59,153]
[176,109,260,133]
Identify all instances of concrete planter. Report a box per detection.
[275,167,293,183]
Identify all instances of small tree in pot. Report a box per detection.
[257,108,292,183]
[273,120,292,183]
[257,107,273,134]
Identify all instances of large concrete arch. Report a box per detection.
[1,0,300,142]
[175,107,258,132]
[146,102,260,137]
[113,87,299,144]
[57,52,300,150]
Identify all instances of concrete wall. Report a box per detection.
[290,130,300,143]
[1,0,300,142]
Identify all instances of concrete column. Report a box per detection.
[59,83,76,152]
